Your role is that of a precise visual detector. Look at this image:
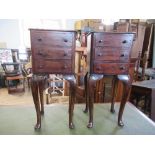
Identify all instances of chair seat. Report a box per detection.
[6,75,24,80]
[6,75,25,94]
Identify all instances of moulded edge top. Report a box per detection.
[29,28,77,32]
[87,31,136,35]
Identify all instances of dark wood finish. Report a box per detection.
[86,32,134,128]
[31,75,46,129]
[115,58,138,101]
[6,75,25,94]
[30,29,76,129]
[114,22,146,100]
[140,24,154,80]
[130,79,155,122]
[30,29,75,74]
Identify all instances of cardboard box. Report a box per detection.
[82,20,89,27]
[74,20,83,30]
[75,19,103,31]
[89,22,104,31]
[88,19,102,23]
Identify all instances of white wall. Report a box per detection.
[66,19,79,29]
[0,19,21,49]
[0,19,78,49]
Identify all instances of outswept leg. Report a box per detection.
[31,75,46,130]
[38,77,46,115]
[87,74,103,128]
[64,75,76,129]
[110,75,119,113]
[117,75,131,126]
[83,72,88,113]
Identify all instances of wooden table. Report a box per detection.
[130,79,155,122]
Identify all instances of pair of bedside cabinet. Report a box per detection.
[30,29,134,129]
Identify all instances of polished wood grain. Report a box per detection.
[85,32,134,128]
[30,29,76,129]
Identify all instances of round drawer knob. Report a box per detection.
[64,39,68,42]
[38,51,43,55]
[64,52,68,56]
[37,38,42,42]
[39,65,43,68]
[64,65,67,69]
[98,40,103,43]
[98,53,102,56]
[120,54,125,57]
[96,67,101,71]
[119,66,125,70]
[122,40,127,44]
[38,51,46,57]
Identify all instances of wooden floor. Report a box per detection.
[0,103,155,135]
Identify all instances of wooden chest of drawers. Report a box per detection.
[30,29,76,74]
[87,32,134,75]
[86,32,135,128]
[30,29,77,129]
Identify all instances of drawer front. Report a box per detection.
[31,30,73,47]
[93,62,129,74]
[94,47,130,61]
[32,47,72,60]
[94,33,133,48]
[33,60,72,74]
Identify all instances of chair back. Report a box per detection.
[1,62,22,77]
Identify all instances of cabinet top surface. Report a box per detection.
[132,79,155,89]
[29,28,76,33]
[88,31,135,35]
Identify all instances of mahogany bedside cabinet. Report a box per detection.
[30,29,76,129]
[85,32,135,128]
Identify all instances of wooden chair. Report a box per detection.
[1,63,25,94]
[45,74,68,104]
[137,23,154,80]
[22,66,32,89]
[129,80,155,118]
